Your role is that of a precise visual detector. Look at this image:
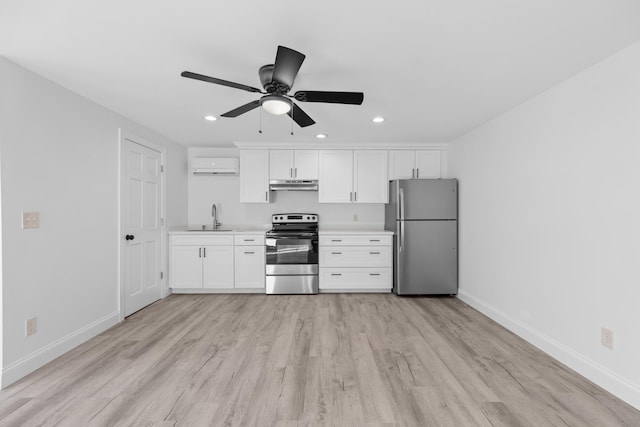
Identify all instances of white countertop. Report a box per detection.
[168,225,269,235]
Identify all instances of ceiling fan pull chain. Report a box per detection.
[258,105,263,134]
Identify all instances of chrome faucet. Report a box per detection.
[211,203,221,230]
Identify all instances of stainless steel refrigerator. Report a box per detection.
[385,179,458,295]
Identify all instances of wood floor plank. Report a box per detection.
[0,294,638,426]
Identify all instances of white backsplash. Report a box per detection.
[187,147,385,228]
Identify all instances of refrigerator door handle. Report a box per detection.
[399,187,405,252]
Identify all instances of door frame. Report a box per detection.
[118,129,167,321]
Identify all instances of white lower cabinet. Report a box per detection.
[170,233,265,292]
[319,233,393,292]
[234,234,266,289]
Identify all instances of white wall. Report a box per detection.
[0,57,188,387]
[448,42,640,408]
[187,147,385,228]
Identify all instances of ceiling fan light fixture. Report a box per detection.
[316,133,327,139]
[261,95,291,115]
[204,115,217,121]
[372,116,385,123]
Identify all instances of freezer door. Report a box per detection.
[398,179,457,220]
[395,220,457,295]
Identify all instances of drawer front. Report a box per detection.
[319,235,392,246]
[319,246,392,267]
[234,234,265,246]
[320,268,391,290]
[171,235,234,246]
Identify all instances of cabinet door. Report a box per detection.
[240,149,270,203]
[415,150,441,179]
[353,150,388,203]
[269,150,294,180]
[170,246,203,289]
[293,150,319,180]
[202,246,235,289]
[319,150,353,203]
[234,246,266,289]
[388,150,416,180]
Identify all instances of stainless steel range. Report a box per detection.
[265,213,318,294]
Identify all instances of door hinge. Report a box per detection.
[160,165,164,173]
[161,218,165,226]
[160,271,164,279]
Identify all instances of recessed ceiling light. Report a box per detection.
[372,116,385,123]
[316,134,327,139]
[204,115,217,121]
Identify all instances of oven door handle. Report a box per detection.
[266,232,318,238]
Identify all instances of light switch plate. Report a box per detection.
[22,212,40,229]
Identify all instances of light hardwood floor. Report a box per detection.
[0,294,638,426]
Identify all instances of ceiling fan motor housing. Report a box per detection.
[259,64,289,94]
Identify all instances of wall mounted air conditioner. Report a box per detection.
[191,157,239,175]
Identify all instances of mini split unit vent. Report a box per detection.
[191,157,239,175]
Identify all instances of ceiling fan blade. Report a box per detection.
[271,46,306,89]
[181,71,263,93]
[287,103,315,127]
[294,91,364,105]
[220,100,261,117]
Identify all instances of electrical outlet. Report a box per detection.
[22,212,40,229]
[353,214,359,222]
[26,318,37,336]
[601,327,613,349]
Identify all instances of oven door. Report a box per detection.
[266,232,318,273]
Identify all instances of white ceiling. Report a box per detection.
[2,1,640,147]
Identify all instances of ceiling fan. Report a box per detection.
[181,46,364,128]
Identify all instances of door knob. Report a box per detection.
[125,234,135,240]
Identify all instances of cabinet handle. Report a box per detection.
[369,273,381,276]
[331,252,342,255]
[290,167,293,177]
[331,273,342,276]
[370,239,380,242]
[412,168,416,179]
[370,251,380,255]
[349,191,353,202]
[244,251,255,254]
[203,247,207,257]
[265,191,268,201]
[416,168,420,178]
[354,192,357,202]
[199,248,202,258]
[294,167,297,177]
[331,239,342,242]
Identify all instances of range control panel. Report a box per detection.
[272,213,318,224]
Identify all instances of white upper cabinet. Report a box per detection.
[240,149,270,203]
[319,150,388,203]
[389,150,441,180]
[269,149,319,180]
[353,150,388,203]
[319,150,353,203]
[415,150,441,179]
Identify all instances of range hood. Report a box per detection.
[269,179,319,191]
[191,157,239,175]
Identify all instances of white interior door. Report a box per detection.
[123,137,162,316]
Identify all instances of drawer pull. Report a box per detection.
[331,239,342,242]
[370,239,380,242]
[244,251,255,254]
[369,273,381,276]
[244,239,255,242]
[331,273,342,276]
[331,252,342,255]
[370,251,380,255]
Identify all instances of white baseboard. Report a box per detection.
[457,290,640,411]
[1,311,120,388]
